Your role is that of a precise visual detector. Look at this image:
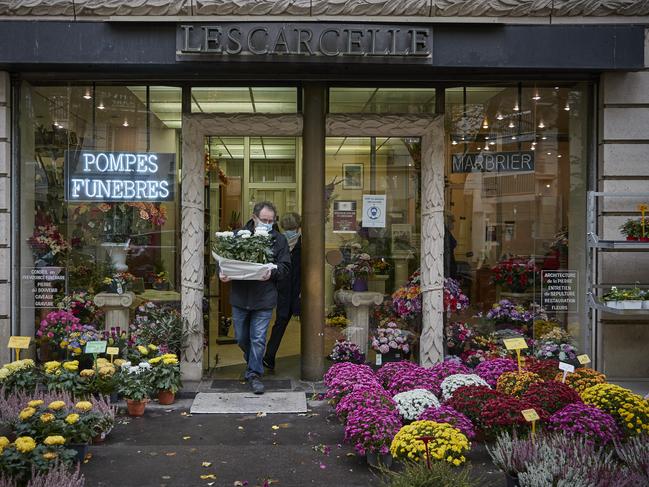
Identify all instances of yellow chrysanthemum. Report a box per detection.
[161,354,178,360]
[80,369,95,378]
[99,365,115,376]
[114,359,126,367]
[96,358,109,367]
[0,437,9,448]
[148,344,158,351]
[14,436,37,453]
[148,357,162,365]
[65,413,80,424]
[75,401,93,412]
[390,421,469,465]
[43,435,65,446]
[63,361,79,372]
[0,368,9,380]
[42,452,58,460]
[40,413,55,423]
[48,400,66,411]
[28,400,44,408]
[163,357,179,365]
[137,345,149,356]
[19,407,36,421]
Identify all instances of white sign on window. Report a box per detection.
[362,194,386,228]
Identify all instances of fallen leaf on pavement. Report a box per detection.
[277,423,290,429]
[83,453,92,463]
[237,426,244,430]
[165,452,176,457]
[202,462,212,467]
[200,474,217,480]
[271,425,280,430]
[256,412,267,418]
[183,436,191,440]
[161,476,171,480]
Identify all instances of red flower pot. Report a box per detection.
[157,390,176,405]
[626,236,639,241]
[126,399,148,416]
[639,237,649,242]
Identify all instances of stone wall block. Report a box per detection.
[600,253,649,284]
[0,282,9,316]
[603,107,649,140]
[0,213,8,246]
[603,72,649,104]
[0,247,9,281]
[602,144,649,176]
[0,106,8,140]
[0,72,8,105]
[0,319,9,364]
[601,180,649,212]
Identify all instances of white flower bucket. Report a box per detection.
[622,300,643,310]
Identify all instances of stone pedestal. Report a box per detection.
[393,251,415,287]
[94,292,134,332]
[334,290,384,354]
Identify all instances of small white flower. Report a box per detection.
[241,234,251,239]
[440,374,490,401]
[255,229,269,237]
[393,389,440,421]
[237,230,251,237]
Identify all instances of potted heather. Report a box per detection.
[116,361,153,416]
[149,353,181,405]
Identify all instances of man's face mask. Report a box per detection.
[256,222,273,232]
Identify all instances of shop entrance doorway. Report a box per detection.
[203,136,302,377]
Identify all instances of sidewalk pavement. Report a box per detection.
[81,398,502,487]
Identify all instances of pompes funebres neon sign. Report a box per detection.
[176,23,432,62]
[64,151,176,202]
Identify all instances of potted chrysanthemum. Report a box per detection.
[149,353,182,405]
[116,361,153,416]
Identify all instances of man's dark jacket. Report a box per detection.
[276,236,301,320]
[229,220,291,310]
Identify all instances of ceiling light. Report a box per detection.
[538,120,545,129]
[546,184,551,188]
[496,112,504,121]
[564,103,570,111]
[541,136,547,140]
[53,121,59,128]
[123,119,129,127]
[557,154,562,158]
[547,152,552,155]
[489,141,496,145]
[511,136,517,140]
[83,90,92,100]
[482,119,489,129]
[531,145,536,151]
[532,91,541,101]
[97,102,105,110]
[513,102,519,111]
[451,140,458,146]
[508,121,515,129]
[483,145,489,151]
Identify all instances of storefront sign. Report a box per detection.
[64,151,176,202]
[451,151,535,174]
[542,270,578,313]
[177,24,432,61]
[21,267,65,308]
[362,195,386,228]
[333,201,357,233]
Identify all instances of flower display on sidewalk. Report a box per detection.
[418,405,476,440]
[475,358,518,387]
[496,371,543,397]
[521,380,582,415]
[440,374,490,401]
[393,389,440,422]
[547,403,621,446]
[390,420,469,465]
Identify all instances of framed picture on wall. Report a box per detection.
[342,163,363,190]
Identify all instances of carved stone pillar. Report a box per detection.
[94,292,134,332]
[180,117,204,381]
[334,290,384,355]
[419,116,445,367]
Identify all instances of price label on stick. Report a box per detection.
[503,338,528,350]
[521,408,540,436]
[559,362,575,383]
[577,354,591,365]
[375,354,383,366]
[8,336,31,360]
[85,341,107,355]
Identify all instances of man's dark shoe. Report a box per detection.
[250,375,265,395]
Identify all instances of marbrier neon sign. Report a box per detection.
[65,151,175,202]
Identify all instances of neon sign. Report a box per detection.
[65,151,175,202]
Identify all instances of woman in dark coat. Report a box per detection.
[263,212,301,371]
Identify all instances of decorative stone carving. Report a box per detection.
[181,113,303,381]
[0,0,647,16]
[334,290,384,354]
[327,113,445,366]
[94,292,134,331]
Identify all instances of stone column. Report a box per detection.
[301,83,326,381]
[94,292,134,332]
[334,290,383,355]
[419,116,445,367]
[180,117,204,381]
[0,72,11,364]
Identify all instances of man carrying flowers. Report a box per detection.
[219,201,290,395]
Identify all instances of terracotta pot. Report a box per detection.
[157,390,175,405]
[126,399,148,416]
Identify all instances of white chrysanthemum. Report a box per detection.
[440,373,490,401]
[237,230,251,237]
[255,229,270,237]
[393,389,440,421]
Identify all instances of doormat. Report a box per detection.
[190,392,308,414]
[210,379,292,391]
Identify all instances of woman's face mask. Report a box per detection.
[284,229,299,239]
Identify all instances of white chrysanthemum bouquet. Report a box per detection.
[212,229,276,280]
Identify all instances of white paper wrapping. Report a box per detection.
[212,252,277,280]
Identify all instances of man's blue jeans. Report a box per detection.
[231,306,273,380]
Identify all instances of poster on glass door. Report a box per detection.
[362,195,386,228]
[333,201,357,233]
